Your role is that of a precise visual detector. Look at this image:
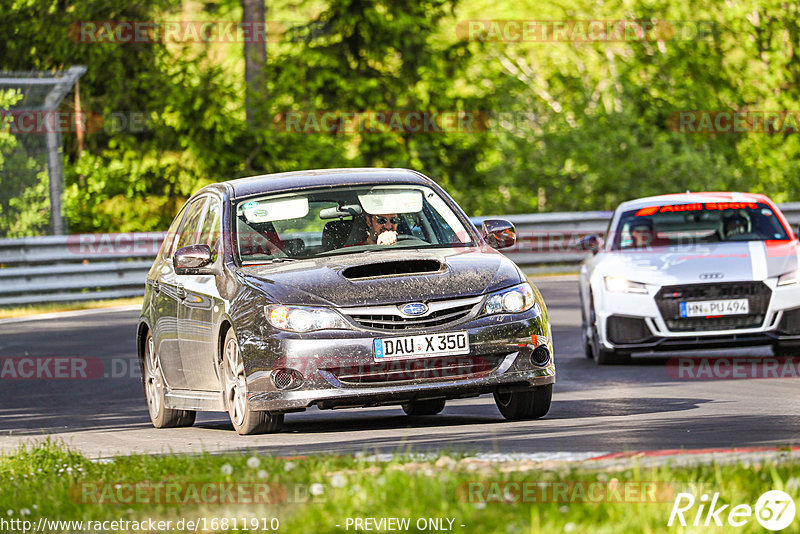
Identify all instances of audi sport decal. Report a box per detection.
[635,202,758,217]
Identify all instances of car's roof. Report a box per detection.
[617,191,775,211]
[222,168,434,199]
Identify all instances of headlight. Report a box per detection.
[265,305,349,332]
[778,270,800,286]
[482,282,537,315]
[604,276,648,294]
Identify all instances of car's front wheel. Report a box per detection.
[143,332,196,428]
[221,328,283,435]
[589,295,631,365]
[494,384,552,420]
[402,399,446,416]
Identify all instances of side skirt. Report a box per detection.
[165,389,225,411]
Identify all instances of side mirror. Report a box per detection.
[481,219,516,249]
[174,244,215,275]
[577,234,602,254]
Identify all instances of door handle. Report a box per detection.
[177,285,186,300]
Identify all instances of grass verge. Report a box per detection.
[0,298,142,319]
[2,441,798,533]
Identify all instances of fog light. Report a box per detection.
[272,368,304,390]
[531,346,551,366]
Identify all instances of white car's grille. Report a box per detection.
[655,282,771,332]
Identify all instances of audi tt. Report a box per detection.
[579,192,800,364]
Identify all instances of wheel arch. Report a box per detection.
[136,319,152,365]
[217,317,234,365]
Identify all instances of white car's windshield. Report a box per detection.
[611,201,790,250]
[234,184,475,262]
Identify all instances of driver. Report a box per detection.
[364,213,399,245]
[723,213,748,239]
[630,219,655,248]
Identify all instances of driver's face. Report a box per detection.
[368,214,399,234]
[631,227,653,246]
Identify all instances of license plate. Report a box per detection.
[374,331,470,360]
[680,299,749,317]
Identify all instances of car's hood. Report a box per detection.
[594,240,799,285]
[238,246,523,307]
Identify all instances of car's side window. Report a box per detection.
[174,197,209,253]
[160,204,189,260]
[200,198,222,252]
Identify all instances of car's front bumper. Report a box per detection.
[594,278,800,352]
[239,309,555,412]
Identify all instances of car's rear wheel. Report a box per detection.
[494,384,552,420]
[402,399,446,416]
[589,295,631,365]
[221,328,283,435]
[143,332,196,428]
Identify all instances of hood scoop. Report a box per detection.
[342,259,444,280]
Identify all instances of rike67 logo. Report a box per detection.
[669,490,796,531]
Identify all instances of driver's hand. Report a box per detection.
[377,230,398,245]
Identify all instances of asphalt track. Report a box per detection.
[1,277,798,458]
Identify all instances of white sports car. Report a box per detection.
[579,192,800,364]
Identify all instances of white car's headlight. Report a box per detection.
[265,305,349,332]
[604,276,648,294]
[778,270,800,286]
[482,282,538,315]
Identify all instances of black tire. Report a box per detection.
[580,290,594,359]
[402,399,446,416]
[143,332,196,428]
[589,294,631,365]
[221,328,283,435]
[494,384,552,420]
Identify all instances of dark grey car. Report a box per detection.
[137,168,555,434]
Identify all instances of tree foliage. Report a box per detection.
[1,0,800,235]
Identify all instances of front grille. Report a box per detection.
[655,282,771,332]
[341,296,482,331]
[326,355,502,384]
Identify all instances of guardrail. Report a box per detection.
[2,204,800,307]
[0,233,164,306]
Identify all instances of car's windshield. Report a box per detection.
[611,201,790,250]
[234,184,475,263]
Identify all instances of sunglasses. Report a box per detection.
[374,216,400,225]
